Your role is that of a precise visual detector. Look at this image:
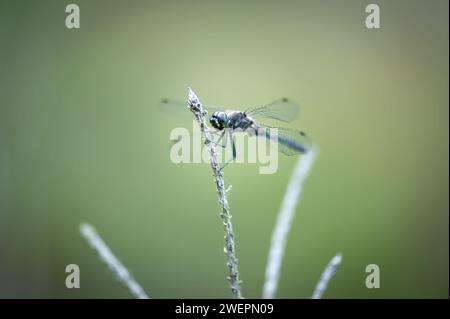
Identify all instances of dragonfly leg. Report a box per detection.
[220,132,236,171]
[210,130,227,148]
[222,129,229,148]
[210,129,222,136]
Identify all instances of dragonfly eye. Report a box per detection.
[210,112,226,130]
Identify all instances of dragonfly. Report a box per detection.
[159,97,311,168]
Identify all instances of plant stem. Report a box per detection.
[187,88,243,299]
[312,253,342,299]
[80,223,149,299]
[262,148,316,299]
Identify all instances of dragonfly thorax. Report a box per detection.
[210,111,229,130]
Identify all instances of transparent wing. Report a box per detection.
[245,98,299,123]
[159,98,223,117]
[158,98,190,117]
[261,127,311,155]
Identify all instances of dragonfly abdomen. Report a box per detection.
[263,129,308,154]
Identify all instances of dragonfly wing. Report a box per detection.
[245,98,299,123]
[159,98,223,117]
[158,98,191,117]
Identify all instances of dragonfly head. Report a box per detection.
[210,111,228,130]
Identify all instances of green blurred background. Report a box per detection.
[0,0,448,298]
